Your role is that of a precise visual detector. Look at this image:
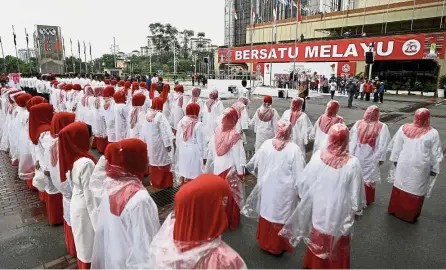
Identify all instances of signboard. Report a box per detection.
[34,25,64,74]
[218,33,446,64]
[337,62,357,77]
[157,70,164,76]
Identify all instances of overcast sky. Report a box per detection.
[0,0,225,59]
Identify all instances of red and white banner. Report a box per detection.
[337,62,356,77]
[218,33,445,63]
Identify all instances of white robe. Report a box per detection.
[101,101,116,142]
[32,132,52,192]
[311,117,344,154]
[202,101,225,142]
[175,119,206,179]
[128,110,146,139]
[207,136,246,176]
[183,97,205,122]
[114,103,130,141]
[349,122,391,184]
[140,111,174,166]
[243,140,306,223]
[281,110,313,153]
[17,110,35,180]
[170,92,184,130]
[389,127,443,196]
[91,189,160,269]
[250,107,280,151]
[70,157,98,263]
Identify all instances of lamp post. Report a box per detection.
[147,36,153,75]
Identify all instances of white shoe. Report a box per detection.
[378,102,382,104]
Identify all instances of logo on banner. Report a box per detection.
[402,39,421,56]
[39,28,57,36]
[341,64,351,73]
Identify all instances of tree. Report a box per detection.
[180,30,194,58]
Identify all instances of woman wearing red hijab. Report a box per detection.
[101,86,116,143]
[90,139,160,268]
[58,122,97,269]
[202,90,225,142]
[29,103,54,203]
[242,120,306,255]
[206,107,246,230]
[15,94,34,181]
[388,108,443,223]
[11,93,32,167]
[281,97,313,152]
[175,103,205,184]
[7,91,25,165]
[45,112,77,254]
[128,93,146,139]
[113,90,129,141]
[140,97,174,189]
[148,174,246,269]
[160,83,171,121]
[92,87,107,153]
[250,95,280,151]
[311,100,344,154]
[170,84,185,133]
[349,105,391,205]
[280,123,366,269]
[149,82,159,100]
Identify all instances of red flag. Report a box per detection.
[293,0,302,22]
[43,39,48,51]
[56,38,60,51]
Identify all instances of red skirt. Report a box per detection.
[303,229,351,269]
[256,217,293,254]
[77,259,91,269]
[45,193,64,225]
[26,179,38,191]
[63,220,77,258]
[96,137,109,153]
[388,186,425,223]
[39,191,46,203]
[149,165,173,189]
[219,169,240,230]
[364,184,375,205]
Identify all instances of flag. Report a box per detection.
[12,26,17,46]
[234,10,238,20]
[25,28,29,45]
[293,0,302,22]
[62,37,65,53]
[89,42,92,58]
[55,37,60,51]
[43,39,48,51]
[77,40,80,54]
[83,41,86,56]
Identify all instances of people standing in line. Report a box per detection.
[349,106,391,205]
[58,122,97,269]
[388,108,443,223]
[90,139,160,269]
[242,120,306,255]
[250,96,280,151]
[280,123,366,269]
[346,78,358,108]
[329,79,337,100]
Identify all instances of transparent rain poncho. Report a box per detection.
[281,97,313,153]
[241,120,306,224]
[311,100,344,154]
[279,124,366,260]
[387,108,443,198]
[250,98,280,151]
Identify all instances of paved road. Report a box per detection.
[1,93,445,268]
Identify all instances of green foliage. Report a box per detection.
[439,75,446,89]
[0,56,38,74]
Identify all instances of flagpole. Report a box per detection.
[78,40,81,73]
[269,0,274,86]
[293,0,299,90]
[383,0,391,33]
[410,0,416,31]
[63,38,67,74]
[441,0,446,28]
[70,39,75,73]
[0,37,6,74]
[84,42,87,74]
[25,28,32,73]
[361,0,368,34]
[227,0,232,79]
[12,25,20,73]
[250,5,254,92]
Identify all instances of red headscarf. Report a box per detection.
[173,85,184,107]
[272,120,293,151]
[118,80,125,87]
[319,100,344,133]
[26,96,48,112]
[290,97,303,127]
[356,105,383,148]
[82,86,94,107]
[232,97,248,118]
[65,84,73,91]
[29,103,54,145]
[160,83,170,104]
[147,97,164,122]
[130,94,146,129]
[181,103,200,141]
[257,96,274,122]
[131,81,139,91]
[191,87,200,103]
[175,85,184,93]
[173,174,231,251]
[124,81,131,90]
[320,123,351,169]
[103,86,115,98]
[140,82,148,89]
[402,108,432,139]
[105,79,110,85]
[149,83,158,99]
[104,139,148,216]
[113,91,126,104]
[94,87,104,109]
[206,90,218,112]
[111,80,118,86]
[15,93,32,107]
[50,112,76,138]
[58,122,97,182]
[73,84,82,91]
[214,108,241,156]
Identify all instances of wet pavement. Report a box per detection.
[1,92,446,268]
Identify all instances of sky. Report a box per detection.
[0,0,225,59]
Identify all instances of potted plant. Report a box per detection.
[423,81,435,97]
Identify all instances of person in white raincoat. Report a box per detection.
[91,87,108,153]
[58,122,98,269]
[175,103,206,184]
[113,90,130,141]
[8,90,25,165]
[242,119,305,255]
[90,139,160,269]
[15,93,34,180]
[279,123,366,269]
[349,105,391,205]
[206,107,246,230]
[170,84,185,133]
[250,95,280,151]
[232,97,250,144]
[281,97,313,153]
[148,174,247,269]
[127,93,146,139]
[388,108,443,223]
[101,86,116,143]
[311,100,344,154]
[140,97,175,189]
[202,90,225,142]
[184,87,204,121]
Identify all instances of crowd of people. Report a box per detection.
[0,72,442,269]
